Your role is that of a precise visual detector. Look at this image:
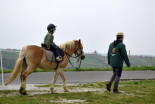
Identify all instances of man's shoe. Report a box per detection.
[113,89,121,93]
[106,83,111,92]
[56,56,62,62]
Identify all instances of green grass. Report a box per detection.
[0,69,13,73]
[1,66,155,73]
[36,84,61,88]
[0,80,155,104]
[0,90,17,94]
[123,66,155,71]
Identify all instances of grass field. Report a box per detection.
[0,80,155,104]
[1,66,155,73]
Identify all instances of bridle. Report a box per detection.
[65,41,83,69]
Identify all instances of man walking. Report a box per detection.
[107,32,130,93]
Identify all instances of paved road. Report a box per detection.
[1,71,155,85]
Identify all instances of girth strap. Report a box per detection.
[54,62,60,70]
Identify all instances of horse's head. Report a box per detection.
[60,39,85,60]
[74,39,85,60]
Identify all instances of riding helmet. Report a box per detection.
[47,24,56,31]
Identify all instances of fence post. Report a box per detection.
[0,49,4,86]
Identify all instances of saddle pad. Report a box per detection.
[45,50,56,62]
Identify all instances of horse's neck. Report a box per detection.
[65,47,75,57]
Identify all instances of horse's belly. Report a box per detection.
[39,61,57,70]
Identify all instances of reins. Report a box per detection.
[64,42,83,69]
[65,51,82,69]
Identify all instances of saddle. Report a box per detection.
[41,43,64,62]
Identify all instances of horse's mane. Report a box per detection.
[59,40,75,50]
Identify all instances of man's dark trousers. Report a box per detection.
[109,67,122,90]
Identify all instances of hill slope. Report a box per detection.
[0,50,154,69]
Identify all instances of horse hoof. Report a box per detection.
[50,88,54,94]
[64,89,69,92]
[23,92,28,95]
[20,90,28,95]
[51,91,55,94]
[19,89,28,95]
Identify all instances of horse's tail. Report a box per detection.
[5,46,27,86]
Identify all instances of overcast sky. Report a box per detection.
[0,0,155,55]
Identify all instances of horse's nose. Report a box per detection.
[81,55,85,60]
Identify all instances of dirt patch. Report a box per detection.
[0,83,103,96]
[50,99,85,103]
[0,84,45,91]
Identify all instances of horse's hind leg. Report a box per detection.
[59,69,69,92]
[20,66,36,95]
[20,60,27,95]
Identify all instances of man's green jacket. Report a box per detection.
[44,32,55,48]
[108,40,130,67]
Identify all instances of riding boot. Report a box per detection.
[106,82,112,92]
[56,56,62,62]
[113,89,121,93]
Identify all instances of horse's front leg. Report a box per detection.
[50,69,61,93]
[60,69,69,92]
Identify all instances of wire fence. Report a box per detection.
[0,49,20,86]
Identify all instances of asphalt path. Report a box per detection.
[1,71,155,85]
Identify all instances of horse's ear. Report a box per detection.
[79,39,81,43]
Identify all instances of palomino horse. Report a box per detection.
[5,39,85,95]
